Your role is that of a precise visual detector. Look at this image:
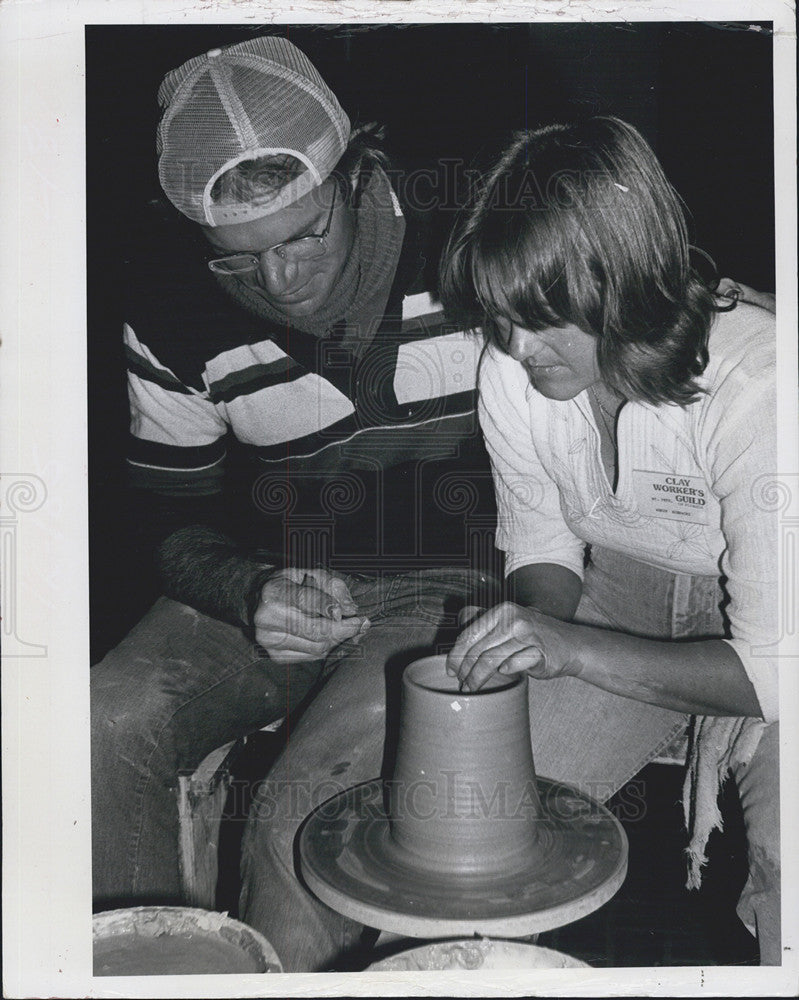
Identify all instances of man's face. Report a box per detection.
[202,178,355,319]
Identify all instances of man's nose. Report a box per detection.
[257,251,299,295]
[506,324,538,362]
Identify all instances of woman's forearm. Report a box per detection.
[507,563,583,621]
[569,624,762,718]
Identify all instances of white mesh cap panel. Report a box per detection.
[156,36,350,226]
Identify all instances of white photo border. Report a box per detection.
[1,1,796,997]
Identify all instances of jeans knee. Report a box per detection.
[90,652,183,761]
[245,779,304,855]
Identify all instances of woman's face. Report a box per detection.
[494,317,601,400]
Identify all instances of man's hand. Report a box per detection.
[446,602,581,692]
[253,568,369,662]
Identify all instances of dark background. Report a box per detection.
[87,21,775,659]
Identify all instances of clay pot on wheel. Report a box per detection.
[387,656,542,874]
[298,653,628,939]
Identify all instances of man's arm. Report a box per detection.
[157,525,274,627]
[157,525,369,658]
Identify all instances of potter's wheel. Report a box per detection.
[298,776,627,938]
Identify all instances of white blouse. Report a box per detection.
[478,301,778,722]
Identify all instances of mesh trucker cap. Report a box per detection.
[156,36,351,227]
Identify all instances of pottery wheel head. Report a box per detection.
[298,777,628,938]
[299,655,628,936]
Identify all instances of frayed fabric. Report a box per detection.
[682,714,766,889]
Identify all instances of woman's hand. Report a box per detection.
[253,568,369,662]
[448,603,763,716]
[445,602,583,692]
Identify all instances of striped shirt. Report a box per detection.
[126,290,482,484]
[123,211,494,567]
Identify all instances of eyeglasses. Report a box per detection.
[207,186,338,275]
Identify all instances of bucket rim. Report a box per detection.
[92,906,282,975]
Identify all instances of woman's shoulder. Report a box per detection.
[703,299,775,388]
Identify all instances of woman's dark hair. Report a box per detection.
[210,121,391,210]
[440,117,717,405]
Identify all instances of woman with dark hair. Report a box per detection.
[442,117,779,962]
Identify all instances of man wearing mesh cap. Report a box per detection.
[91,34,493,964]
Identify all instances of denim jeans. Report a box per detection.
[238,548,780,970]
[90,567,486,908]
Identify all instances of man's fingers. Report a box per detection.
[254,570,365,660]
[256,628,328,657]
[328,577,358,613]
[301,610,368,643]
[330,616,369,644]
[298,570,358,615]
[292,609,339,643]
[259,632,328,663]
[257,613,369,662]
[264,572,355,620]
[254,598,332,643]
[294,580,331,617]
[261,606,368,644]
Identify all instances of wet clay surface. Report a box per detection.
[389,658,539,875]
[92,906,282,976]
[300,655,628,937]
[93,932,263,976]
[300,779,627,937]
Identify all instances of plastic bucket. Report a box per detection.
[93,906,282,976]
[368,937,588,971]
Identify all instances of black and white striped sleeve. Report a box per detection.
[124,323,227,495]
